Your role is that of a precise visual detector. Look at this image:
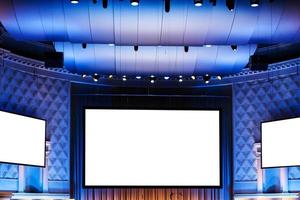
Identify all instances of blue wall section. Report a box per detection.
[0,54,70,192]
[233,71,300,193]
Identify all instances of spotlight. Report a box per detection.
[136,76,142,80]
[108,75,113,79]
[165,0,170,13]
[82,43,87,49]
[194,0,203,7]
[122,75,127,81]
[70,0,79,4]
[209,0,217,6]
[102,0,108,8]
[150,76,156,83]
[178,78,183,83]
[250,0,259,7]
[108,43,115,47]
[191,75,196,80]
[216,75,222,80]
[164,76,170,80]
[184,46,189,53]
[231,45,237,51]
[82,74,87,78]
[203,74,211,84]
[226,0,235,11]
[131,0,139,6]
[205,44,212,48]
[134,45,139,51]
[93,74,100,82]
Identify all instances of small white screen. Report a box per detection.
[0,111,46,167]
[85,109,220,186]
[262,117,300,168]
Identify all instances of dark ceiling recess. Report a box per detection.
[210,0,217,6]
[184,46,189,53]
[226,0,234,11]
[102,0,108,8]
[165,0,170,13]
[134,45,139,51]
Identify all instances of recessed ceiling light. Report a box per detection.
[205,44,212,48]
[81,74,87,78]
[191,75,196,80]
[164,76,170,80]
[108,75,113,79]
[250,0,259,7]
[194,0,203,7]
[108,44,115,47]
[216,75,222,80]
[136,76,142,80]
[70,0,79,4]
[93,74,100,82]
[131,0,139,6]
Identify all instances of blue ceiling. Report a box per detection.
[0,0,300,76]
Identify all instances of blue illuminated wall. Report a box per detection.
[0,51,70,193]
[233,68,300,193]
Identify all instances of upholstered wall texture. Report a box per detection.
[233,70,300,192]
[0,53,70,192]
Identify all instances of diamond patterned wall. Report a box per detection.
[0,65,70,184]
[233,74,300,182]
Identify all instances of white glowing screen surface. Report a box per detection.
[0,111,46,167]
[262,117,300,168]
[85,109,220,186]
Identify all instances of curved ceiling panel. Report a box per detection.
[55,42,256,75]
[1,0,300,45]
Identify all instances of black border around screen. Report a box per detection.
[83,107,222,188]
[261,116,300,169]
[0,109,47,168]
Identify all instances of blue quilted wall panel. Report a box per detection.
[0,63,70,191]
[233,73,300,187]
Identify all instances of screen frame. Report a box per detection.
[0,109,47,168]
[261,116,300,169]
[83,107,222,188]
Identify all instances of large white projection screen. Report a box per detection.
[85,109,220,187]
[262,117,300,168]
[0,111,46,167]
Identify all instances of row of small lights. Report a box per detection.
[82,74,223,84]
[71,0,262,9]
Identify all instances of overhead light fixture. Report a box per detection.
[70,0,79,4]
[108,43,115,47]
[231,45,238,51]
[165,0,170,13]
[122,75,127,81]
[131,0,139,6]
[226,0,235,11]
[150,76,156,83]
[184,46,189,53]
[82,43,87,49]
[194,0,203,7]
[81,74,87,78]
[203,74,211,84]
[209,0,217,6]
[102,0,108,8]
[108,75,113,79]
[216,75,222,80]
[136,76,142,80]
[205,44,212,48]
[164,76,170,80]
[191,75,196,80]
[93,74,100,82]
[134,45,139,51]
[250,0,259,7]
